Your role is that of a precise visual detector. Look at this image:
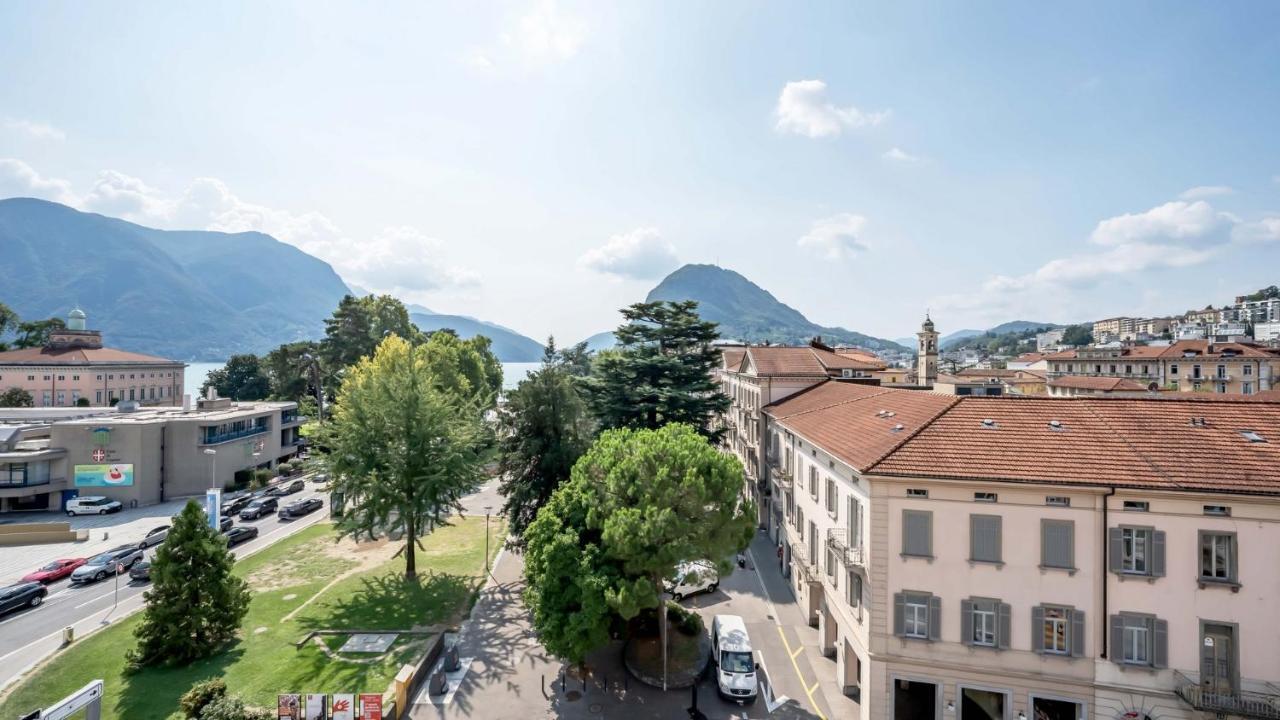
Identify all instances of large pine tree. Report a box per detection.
[128,501,250,667]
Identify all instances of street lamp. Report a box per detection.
[203,448,217,489]
[483,505,493,577]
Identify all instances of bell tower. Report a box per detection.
[917,313,939,387]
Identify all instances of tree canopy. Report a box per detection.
[1061,324,1094,347]
[0,387,34,408]
[201,354,271,400]
[321,294,422,376]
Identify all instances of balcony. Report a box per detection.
[1173,671,1280,720]
[773,466,793,491]
[826,528,865,568]
[200,424,269,445]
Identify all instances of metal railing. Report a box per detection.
[200,424,269,445]
[1173,671,1280,720]
[827,528,865,568]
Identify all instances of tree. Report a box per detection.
[583,301,729,441]
[321,294,422,376]
[498,338,595,544]
[1061,324,1094,347]
[262,341,320,402]
[201,355,271,400]
[14,317,65,348]
[319,335,487,579]
[418,331,503,410]
[0,387,34,407]
[128,500,250,668]
[0,302,17,351]
[523,424,755,667]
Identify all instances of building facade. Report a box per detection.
[1045,341,1280,395]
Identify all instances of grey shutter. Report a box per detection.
[1042,520,1074,568]
[1031,605,1046,653]
[1153,618,1169,668]
[904,510,932,556]
[1108,527,1123,573]
[1230,535,1239,582]
[928,595,942,641]
[971,515,1002,562]
[998,602,1012,650]
[893,592,905,636]
[1152,530,1167,577]
[1110,615,1125,664]
[960,598,974,646]
[1070,609,1085,657]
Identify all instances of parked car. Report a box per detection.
[666,560,719,601]
[128,560,151,582]
[278,497,323,520]
[0,582,48,615]
[218,515,234,533]
[137,525,170,549]
[21,558,86,584]
[238,497,278,520]
[267,479,306,497]
[65,496,123,516]
[70,546,144,584]
[225,525,259,546]
[710,614,758,703]
[223,494,255,516]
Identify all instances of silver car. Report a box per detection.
[70,546,144,584]
[137,525,170,549]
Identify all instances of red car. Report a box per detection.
[21,558,87,584]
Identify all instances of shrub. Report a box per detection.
[199,694,272,720]
[178,678,226,718]
[667,601,704,637]
[250,469,274,488]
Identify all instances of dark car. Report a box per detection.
[238,497,278,520]
[267,479,305,497]
[278,497,323,520]
[0,582,48,615]
[128,560,151,582]
[137,525,170,549]
[223,494,255,516]
[218,516,233,533]
[70,546,143,584]
[225,525,259,546]
[21,558,86,584]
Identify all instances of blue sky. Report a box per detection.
[2,2,1279,344]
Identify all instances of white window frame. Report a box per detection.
[904,599,929,638]
[1121,527,1150,574]
[1122,623,1150,665]
[1042,607,1069,655]
[971,603,997,647]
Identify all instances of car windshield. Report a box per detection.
[38,562,63,572]
[246,500,262,507]
[86,553,113,565]
[721,651,753,674]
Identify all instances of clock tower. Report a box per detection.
[917,314,939,387]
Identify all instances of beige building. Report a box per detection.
[1046,341,1280,395]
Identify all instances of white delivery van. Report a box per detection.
[666,560,719,601]
[710,614,758,702]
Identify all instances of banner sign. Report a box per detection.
[331,694,354,720]
[277,694,300,720]
[304,694,326,720]
[205,489,222,531]
[358,694,383,720]
[73,464,134,487]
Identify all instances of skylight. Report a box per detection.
[980,418,997,429]
[1240,429,1266,443]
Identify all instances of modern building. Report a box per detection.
[1036,329,1067,353]
[0,396,303,513]
[1227,296,1280,324]
[0,308,185,407]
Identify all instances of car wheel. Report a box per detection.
[707,582,718,594]
[29,594,43,607]
[98,509,107,515]
[66,511,75,517]
[94,571,106,581]
[672,592,683,602]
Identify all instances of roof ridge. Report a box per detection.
[866,395,963,472]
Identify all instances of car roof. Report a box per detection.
[75,495,106,501]
[713,615,752,650]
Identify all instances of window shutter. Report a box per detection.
[998,602,1011,650]
[928,595,942,641]
[1230,535,1238,582]
[1030,605,1045,653]
[1070,610,1085,657]
[960,598,974,646]
[893,592,905,636]
[1042,520,1074,568]
[904,510,932,557]
[1152,530,1167,577]
[971,515,1002,562]
[1153,618,1168,668]
[1109,615,1124,664]
[1108,527,1123,573]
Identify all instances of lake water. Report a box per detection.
[184,360,542,399]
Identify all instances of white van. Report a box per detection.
[710,614,757,702]
[65,496,123,516]
[666,560,719,601]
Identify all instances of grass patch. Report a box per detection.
[0,518,504,720]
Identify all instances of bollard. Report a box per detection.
[103,531,109,541]
[62,626,74,645]
[443,644,460,672]
[560,668,566,693]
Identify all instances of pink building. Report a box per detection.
[0,308,185,407]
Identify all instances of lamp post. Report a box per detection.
[483,505,493,576]
[203,448,217,489]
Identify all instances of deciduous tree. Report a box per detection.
[0,387,34,407]
[14,317,65,349]
[201,355,271,400]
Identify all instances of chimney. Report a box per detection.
[205,386,216,401]
[182,394,193,412]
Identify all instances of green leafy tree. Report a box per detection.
[583,301,729,440]
[0,387,34,408]
[498,338,595,544]
[128,501,251,668]
[416,331,503,410]
[523,424,755,667]
[262,340,320,401]
[14,317,66,348]
[321,294,423,376]
[201,355,271,400]
[320,335,487,578]
[0,302,18,351]
[1061,324,1094,347]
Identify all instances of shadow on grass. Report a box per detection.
[114,644,246,719]
[298,571,477,632]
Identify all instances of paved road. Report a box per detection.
[0,483,332,691]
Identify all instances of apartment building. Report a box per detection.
[1092,318,1136,343]
[1045,341,1280,395]
[754,383,1280,720]
[1227,296,1280,324]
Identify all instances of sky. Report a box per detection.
[2,2,1280,344]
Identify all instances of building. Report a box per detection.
[0,308,185,407]
[1255,321,1280,343]
[1036,329,1067,353]
[1007,352,1050,372]
[917,316,939,387]
[1046,376,1151,397]
[1228,295,1280,324]
[0,396,303,513]
[952,368,1047,396]
[1092,317,1137,343]
[932,374,1005,396]
[1044,340,1280,395]
[757,383,1280,720]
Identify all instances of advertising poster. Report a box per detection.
[277,694,300,720]
[304,693,326,720]
[330,693,354,720]
[205,488,222,531]
[358,693,383,720]
[73,464,134,487]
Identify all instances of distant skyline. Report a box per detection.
[2,2,1279,343]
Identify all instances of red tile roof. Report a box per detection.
[1045,340,1278,362]
[720,348,747,371]
[0,346,180,365]
[743,346,885,377]
[1048,376,1151,392]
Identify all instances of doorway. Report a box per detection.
[1201,622,1238,695]
[1032,696,1082,720]
[894,679,938,720]
[960,687,1007,720]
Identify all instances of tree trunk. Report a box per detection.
[655,574,668,691]
[405,515,417,579]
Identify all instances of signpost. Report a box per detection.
[205,488,222,531]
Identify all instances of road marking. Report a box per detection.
[808,681,820,694]
[776,625,827,720]
[748,546,827,720]
[791,646,804,659]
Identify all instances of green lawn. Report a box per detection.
[0,517,504,720]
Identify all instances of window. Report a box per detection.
[826,478,837,514]
[848,572,862,609]
[1041,519,1075,570]
[894,591,939,640]
[1125,365,1133,374]
[1123,500,1149,512]
[1243,382,1253,395]
[962,598,1010,649]
[906,488,928,498]
[808,465,818,498]
[1243,364,1253,376]
[1033,605,1084,656]
[848,496,862,548]
[1203,505,1231,517]
[1046,496,1071,507]
[1111,614,1167,668]
[1109,364,1117,374]
[974,492,997,503]
[1109,526,1165,577]
[1170,364,1178,377]
[902,510,933,558]
[969,514,1002,564]
[95,390,102,404]
[1199,532,1237,584]
[808,520,818,567]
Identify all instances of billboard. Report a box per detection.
[277,694,300,720]
[330,694,354,720]
[73,464,134,487]
[359,694,382,720]
[303,694,326,720]
[205,489,222,531]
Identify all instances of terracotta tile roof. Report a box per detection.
[720,348,746,371]
[0,346,180,365]
[764,381,958,471]
[870,396,1280,495]
[742,346,884,377]
[1013,352,1049,361]
[1048,376,1151,392]
[1044,340,1278,362]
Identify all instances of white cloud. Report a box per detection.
[2,118,66,141]
[1089,200,1231,247]
[1179,185,1233,200]
[338,226,480,294]
[0,158,77,204]
[506,0,587,62]
[797,213,870,260]
[774,80,888,139]
[1232,217,1280,244]
[578,227,678,279]
[882,147,920,164]
[81,170,171,221]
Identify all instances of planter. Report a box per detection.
[622,622,711,690]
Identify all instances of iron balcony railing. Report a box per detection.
[1173,671,1280,720]
[200,424,269,445]
[826,528,866,568]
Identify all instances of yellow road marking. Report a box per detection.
[791,646,804,659]
[776,625,828,720]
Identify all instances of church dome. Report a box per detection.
[921,315,935,332]
[67,306,87,331]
